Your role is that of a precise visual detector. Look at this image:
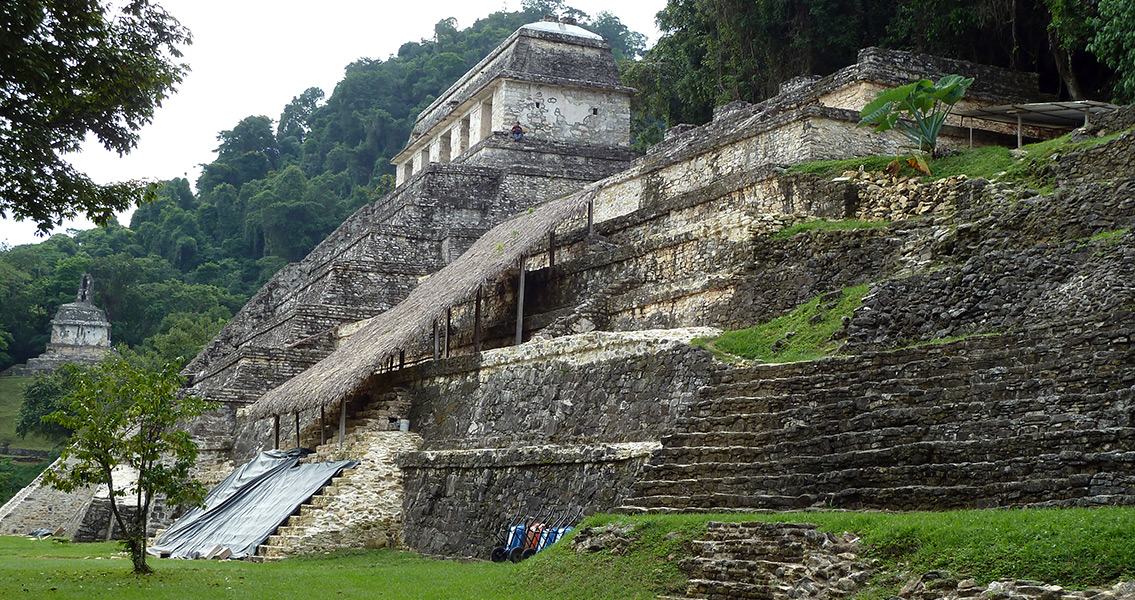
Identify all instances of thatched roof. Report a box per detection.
[242,184,599,420]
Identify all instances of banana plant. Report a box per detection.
[858,74,974,173]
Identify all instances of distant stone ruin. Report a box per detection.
[9,274,112,375]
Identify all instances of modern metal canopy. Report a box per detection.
[956,100,1118,148]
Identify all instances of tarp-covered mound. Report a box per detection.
[150,449,357,559]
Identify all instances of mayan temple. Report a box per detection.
[4,16,1133,569]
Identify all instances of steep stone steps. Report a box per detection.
[625,445,1135,511]
[640,426,1135,477]
[255,467,359,560]
[624,473,1135,513]
[255,389,417,560]
[633,450,1135,502]
[701,348,1126,412]
[671,386,1132,439]
[659,396,1135,455]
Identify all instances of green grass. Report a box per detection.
[786,155,903,177]
[923,145,1013,181]
[1090,228,1129,244]
[0,377,55,451]
[786,127,1131,189]
[1,508,1132,599]
[784,148,1013,181]
[696,284,868,363]
[773,219,888,239]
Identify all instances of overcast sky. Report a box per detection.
[0,0,666,248]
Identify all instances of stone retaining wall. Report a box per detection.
[400,442,655,557]
[388,329,719,557]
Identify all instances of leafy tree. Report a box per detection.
[43,358,212,574]
[588,11,648,61]
[1088,0,1135,103]
[0,0,191,232]
[16,365,82,442]
[277,87,325,145]
[135,311,228,369]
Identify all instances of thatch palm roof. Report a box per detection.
[243,184,599,420]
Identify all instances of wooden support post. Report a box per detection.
[1084,107,1090,127]
[548,231,556,268]
[294,413,300,449]
[515,256,526,345]
[445,308,452,358]
[1016,114,1022,149]
[320,405,326,446]
[399,349,405,369]
[433,319,439,360]
[273,415,280,450]
[338,400,346,451]
[474,285,482,352]
[587,200,594,236]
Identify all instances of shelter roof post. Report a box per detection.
[474,285,483,352]
[339,401,346,451]
[516,256,526,345]
[433,319,440,360]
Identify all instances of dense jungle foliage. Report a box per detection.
[0,0,1130,376]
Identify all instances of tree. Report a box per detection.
[277,87,325,144]
[16,365,82,442]
[43,358,211,574]
[1088,0,1135,103]
[0,0,191,233]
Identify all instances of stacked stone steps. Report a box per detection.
[254,467,359,559]
[700,345,1124,410]
[297,392,408,452]
[629,431,1135,511]
[622,328,1135,513]
[670,521,867,600]
[656,399,1135,461]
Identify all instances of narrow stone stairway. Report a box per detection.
[254,392,421,560]
[664,521,870,600]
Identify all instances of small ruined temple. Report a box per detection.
[21,274,112,374]
[4,17,1133,566]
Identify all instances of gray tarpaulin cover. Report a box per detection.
[150,449,357,559]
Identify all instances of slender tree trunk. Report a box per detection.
[1049,30,1086,99]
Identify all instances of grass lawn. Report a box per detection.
[2,508,1132,600]
[0,376,56,452]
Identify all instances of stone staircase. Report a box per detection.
[254,393,421,561]
[622,323,1135,513]
[665,521,869,600]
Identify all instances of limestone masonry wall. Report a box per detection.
[389,329,719,557]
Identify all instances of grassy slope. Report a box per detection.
[786,129,1128,187]
[0,377,55,451]
[695,285,868,363]
[1,509,1132,600]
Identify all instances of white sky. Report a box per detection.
[0,0,666,248]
